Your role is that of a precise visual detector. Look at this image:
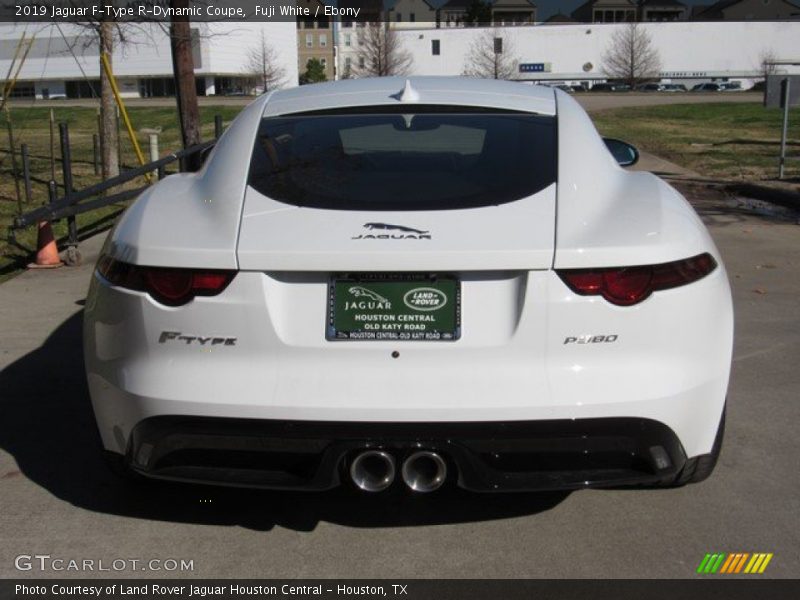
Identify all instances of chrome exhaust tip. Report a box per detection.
[349,450,396,492]
[401,451,447,493]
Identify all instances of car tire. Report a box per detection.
[673,406,726,486]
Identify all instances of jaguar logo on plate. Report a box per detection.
[403,288,448,312]
[348,286,390,304]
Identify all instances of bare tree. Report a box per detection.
[66,5,156,178]
[65,2,207,172]
[170,0,201,158]
[602,23,661,88]
[758,48,779,80]
[98,20,119,179]
[462,29,518,80]
[244,30,287,94]
[68,15,130,179]
[355,23,413,77]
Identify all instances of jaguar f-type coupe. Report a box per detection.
[84,77,732,493]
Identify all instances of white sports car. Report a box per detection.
[84,77,732,493]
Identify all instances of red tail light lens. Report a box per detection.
[557,253,717,306]
[96,255,235,306]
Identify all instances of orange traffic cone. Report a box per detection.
[27,221,63,269]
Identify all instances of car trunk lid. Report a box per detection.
[236,184,556,271]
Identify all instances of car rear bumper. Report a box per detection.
[85,267,732,463]
[116,416,687,492]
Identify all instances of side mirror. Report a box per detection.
[603,138,640,167]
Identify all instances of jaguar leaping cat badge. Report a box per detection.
[352,223,431,240]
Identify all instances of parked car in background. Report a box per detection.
[691,83,721,92]
[635,83,663,92]
[591,83,630,92]
[661,84,688,92]
[719,82,743,92]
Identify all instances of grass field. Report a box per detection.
[1,100,798,282]
[0,105,242,281]
[591,102,799,182]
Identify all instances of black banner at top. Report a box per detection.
[1,1,387,23]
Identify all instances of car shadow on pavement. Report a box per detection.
[0,311,570,532]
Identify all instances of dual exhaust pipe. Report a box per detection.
[349,449,447,493]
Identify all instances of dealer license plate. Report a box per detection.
[327,274,461,341]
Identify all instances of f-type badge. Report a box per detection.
[352,223,431,240]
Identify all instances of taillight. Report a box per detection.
[557,253,717,306]
[96,255,235,306]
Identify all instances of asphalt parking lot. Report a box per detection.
[1,172,798,580]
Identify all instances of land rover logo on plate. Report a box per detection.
[403,288,447,312]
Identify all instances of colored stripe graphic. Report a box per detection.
[758,553,774,573]
[699,553,719,574]
[710,553,726,573]
[746,553,774,574]
[734,553,750,573]
[719,554,736,574]
[720,553,738,573]
[700,553,774,574]
[697,554,713,574]
[745,554,761,573]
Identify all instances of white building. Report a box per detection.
[0,21,298,99]
[336,21,367,79]
[394,21,800,85]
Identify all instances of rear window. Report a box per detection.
[247,107,556,211]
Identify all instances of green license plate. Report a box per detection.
[327,274,461,341]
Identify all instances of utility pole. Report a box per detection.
[170,0,201,168]
[779,78,791,179]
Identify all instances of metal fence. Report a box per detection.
[9,115,224,265]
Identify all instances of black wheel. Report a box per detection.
[673,406,726,486]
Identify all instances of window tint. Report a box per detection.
[248,107,556,211]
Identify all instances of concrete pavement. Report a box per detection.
[0,186,798,579]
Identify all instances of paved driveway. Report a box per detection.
[0,189,797,579]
